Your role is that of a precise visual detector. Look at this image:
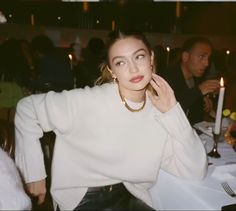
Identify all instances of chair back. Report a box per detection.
[0,107,15,122]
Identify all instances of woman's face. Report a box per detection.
[108,37,153,96]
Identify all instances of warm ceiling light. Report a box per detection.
[83,2,89,12]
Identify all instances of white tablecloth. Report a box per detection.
[150,134,236,210]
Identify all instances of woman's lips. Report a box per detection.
[129,75,144,83]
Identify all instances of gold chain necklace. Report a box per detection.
[118,87,146,112]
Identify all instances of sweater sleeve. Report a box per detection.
[14,91,74,183]
[155,103,207,180]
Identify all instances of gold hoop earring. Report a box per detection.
[113,77,117,83]
[150,65,153,71]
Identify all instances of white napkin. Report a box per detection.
[194,121,214,137]
[211,164,236,181]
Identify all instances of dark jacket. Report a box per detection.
[161,65,204,125]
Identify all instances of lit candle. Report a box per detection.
[166,46,170,66]
[214,77,225,134]
[68,54,73,70]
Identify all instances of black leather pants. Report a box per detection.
[72,183,156,211]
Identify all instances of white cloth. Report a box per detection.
[14,83,207,210]
[211,164,236,180]
[0,148,31,210]
[150,133,236,210]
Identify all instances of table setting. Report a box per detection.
[149,132,236,210]
[150,77,236,210]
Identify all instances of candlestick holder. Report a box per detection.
[208,132,221,158]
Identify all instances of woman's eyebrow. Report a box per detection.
[111,48,146,63]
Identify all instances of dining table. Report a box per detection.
[149,129,236,210]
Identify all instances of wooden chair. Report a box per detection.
[0,119,15,159]
[0,107,16,122]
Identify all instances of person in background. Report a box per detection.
[161,36,220,125]
[30,35,74,92]
[14,30,207,211]
[152,44,166,75]
[76,37,105,88]
[0,148,31,210]
[0,39,27,117]
[0,38,31,90]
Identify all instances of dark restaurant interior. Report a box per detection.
[1,0,236,35]
[1,1,236,211]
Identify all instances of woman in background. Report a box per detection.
[0,148,31,210]
[14,30,207,210]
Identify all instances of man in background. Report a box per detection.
[161,36,220,125]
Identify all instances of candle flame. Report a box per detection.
[220,77,224,87]
[68,54,72,60]
[166,47,170,52]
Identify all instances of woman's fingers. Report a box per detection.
[26,179,46,204]
[148,74,176,113]
[151,74,172,98]
[146,89,159,102]
[38,193,46,205]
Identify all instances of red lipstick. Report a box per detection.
[129,75,144,83]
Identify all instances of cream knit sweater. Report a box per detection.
[15,83,207,210]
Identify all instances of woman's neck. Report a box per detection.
[118,86,146,103]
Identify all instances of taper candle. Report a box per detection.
[68,54,73,70]
[214,77,225,134]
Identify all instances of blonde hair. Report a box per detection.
[94,63,113,85]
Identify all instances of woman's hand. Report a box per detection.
[147,73,177,113]
[26,179,46,205]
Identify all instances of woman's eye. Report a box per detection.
[136,54,145,59]
[115,61,125,66]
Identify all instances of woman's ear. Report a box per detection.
[150,50,154,66]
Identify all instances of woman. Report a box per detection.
[0,148,31,210]
[14,30,207,210]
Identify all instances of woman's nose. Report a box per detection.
[128,61,139,73]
